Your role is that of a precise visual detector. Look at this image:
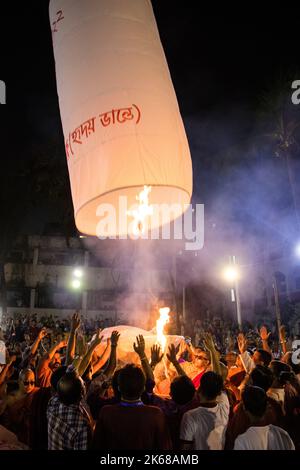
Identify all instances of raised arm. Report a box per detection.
[0,354,16,386]
[30,327,48,357]
[166,344,186,377]
[259,326,272,356]
[150,344,164,372]
[77,329,103,377]
[203,333,222,376]
[133,335,154,382]
[66,312,81,366]
[103,331,120,378]
[37,338,67,379]
[237,333,254,374]
[279,325,288,355]
[91,340,111,375]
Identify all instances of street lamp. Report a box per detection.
[295,242,300,258]
[223,266,239,283]
[71,279,81,289]
[223,256,242,330]
[73,268,83,278]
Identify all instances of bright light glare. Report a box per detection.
[223,266,239,282]
[71,279,81,289]
[295,243,300,258]
[73,268,83,278]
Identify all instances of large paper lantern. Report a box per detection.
[49,0,192,236]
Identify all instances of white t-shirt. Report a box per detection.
[234,425,295,450]
[239,351,255,374]
[180,391,230,450]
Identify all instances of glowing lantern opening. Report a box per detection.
[127,185,153,237]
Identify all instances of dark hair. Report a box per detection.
[57,372,85,406]
[256,349,272,367]
[242,385,267,418]
[199,371,223,401]
[50,365,68,391]
[117,364,145,400]
[283,352,300,375]
[269,360,291,379]
[111,369,122,398]
[250,365,274,392]
[170,375,195,405]
[279,371,297,386]
[19,368,35,381]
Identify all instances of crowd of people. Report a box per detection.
[0,311,300,450]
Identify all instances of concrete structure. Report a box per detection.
[3,235,175,324]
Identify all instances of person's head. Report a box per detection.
[50,352,61,371]
[118,364,145,401]
[111,369,122,399]
[225,351,238,368]
[242,385,267,421]
[252,349,272,367]
[281,352,300,375]
[14,343,22,354]
[57,372,85,406]
[170,375,196,405]
[249,365,274,392]
[198,371,223,402]
[50,365,68,391]
[193,348,211,371]
[269,360,291,386]
[19,368,36,394]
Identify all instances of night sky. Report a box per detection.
[1,3,300,250]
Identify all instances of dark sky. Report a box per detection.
[1,3,300,241]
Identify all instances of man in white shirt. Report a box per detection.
[234,385,294,450]
[237,333,272,374]
[180,371,230,450]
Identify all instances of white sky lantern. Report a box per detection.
[49,0,192,237]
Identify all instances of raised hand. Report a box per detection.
[57,339,68,350]
[150,344,164,367]
[91,329,104,347]
[279,325,286,342]
[133,335,146,358]
[76,334,88,357]
[166,343,179,364]
[237,333,247,354]
[71,311,81,332]
[260,325,271,341]
[38,327,48,340]
[203,333,215,351]
[110,330,120,347]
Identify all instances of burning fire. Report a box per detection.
[127,185,153,236]
[156,307,170,352]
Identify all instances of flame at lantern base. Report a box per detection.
[127,185,153,238]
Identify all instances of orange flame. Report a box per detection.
[156,307,170,352]
[127,185,153,236]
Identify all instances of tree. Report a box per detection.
[256,74,300,231]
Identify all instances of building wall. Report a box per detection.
[4,235,174,320]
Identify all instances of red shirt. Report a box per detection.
[93,402,172,450]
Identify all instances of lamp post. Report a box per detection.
[223,255,242,330]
